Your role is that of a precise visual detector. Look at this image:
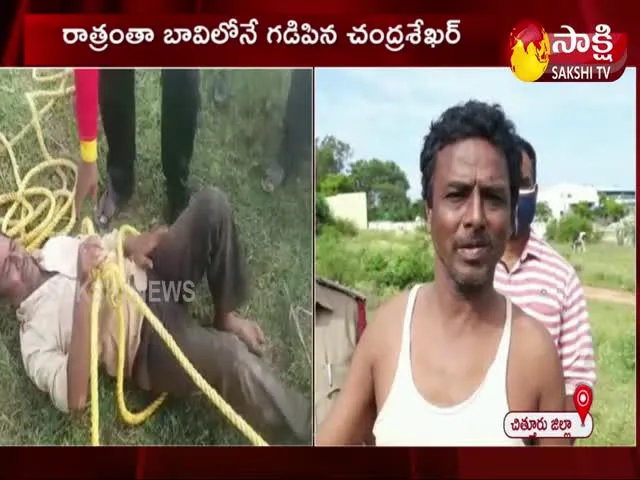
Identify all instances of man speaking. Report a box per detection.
[315,101,568,447]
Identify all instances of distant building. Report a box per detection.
[537,183,600,219]
[597,188,636,207]
[537,183,636,220]
[368,219,424,234]
[325,192,368,229]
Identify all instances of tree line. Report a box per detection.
[316,135,423,222]
[316,134,634,245]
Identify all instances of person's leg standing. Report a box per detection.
[160,69,201,224]
[281,69,312,176]
[262,69,313,192]
[98,69,137,225]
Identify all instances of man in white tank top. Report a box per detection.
[316,101,569,447]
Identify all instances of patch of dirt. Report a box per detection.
[583,286,635,306]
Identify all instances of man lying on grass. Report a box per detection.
[0,186,311,445]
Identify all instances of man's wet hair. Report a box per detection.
[514,134,537,183]
[419,100,522,213]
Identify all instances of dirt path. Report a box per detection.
[583,286,635,306]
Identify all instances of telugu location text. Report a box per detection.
[503,412,594,439]
[550,64,612,81]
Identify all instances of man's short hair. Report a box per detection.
[514,135,537,183]
[420,100,522,213]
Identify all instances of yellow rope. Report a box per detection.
[0,69,268,446]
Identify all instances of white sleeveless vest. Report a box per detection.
[373,284,523,446]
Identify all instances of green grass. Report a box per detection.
[317,228,636,446]
[581,300,635,446]
[316,228,432,311]
[0,69,312,445]
[551,242,636,292]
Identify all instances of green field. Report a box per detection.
[0,69,312,445]
[552,242,635,293]
[582,300,635,446]
[317,228,636,446]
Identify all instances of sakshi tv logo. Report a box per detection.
[508,20,628,83]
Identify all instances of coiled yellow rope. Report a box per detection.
[0,69,267,446]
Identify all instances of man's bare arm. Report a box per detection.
[67,236,103,412]
[315,325,378,446]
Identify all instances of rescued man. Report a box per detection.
[0,186,311,445]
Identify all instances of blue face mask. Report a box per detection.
[514,187,537,237]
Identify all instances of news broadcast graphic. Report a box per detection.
[13,10,630,74]
[33,17,626,82]
[23,14,467,67]
[0,0,638,479]
[509,20,627,82]
[504,412,594,440]
[574,383,594,424]
[504,385,595,440]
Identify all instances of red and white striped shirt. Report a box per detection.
[494,233,596,396]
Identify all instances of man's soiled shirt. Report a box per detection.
[16,230,148,412]
[494,233,597,396]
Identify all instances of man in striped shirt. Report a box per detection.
[494,136,597,413]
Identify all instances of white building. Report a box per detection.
[325,192,368,229]
[537,183,600,219]
[597,187,636,207]
[368,218,425,234]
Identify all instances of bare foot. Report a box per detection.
[220,313,266,356]
[96,184,130,228]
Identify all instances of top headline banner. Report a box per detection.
[23,15,630,83]
[25,14,470,67]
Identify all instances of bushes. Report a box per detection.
[546,213,595,243]
[315,233,364,287]
[333,219,359,237]
[315,194,332,231]
[362,242,434,290]
[316,193,358,236]
[316,230,435,293]
[316,192,433,293]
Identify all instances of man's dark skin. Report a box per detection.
[0,229,264,412]
[0,232,161,410]
[500,147,577,439]
[316,138,568,446]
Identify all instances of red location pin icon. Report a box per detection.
[573,384,593,425]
